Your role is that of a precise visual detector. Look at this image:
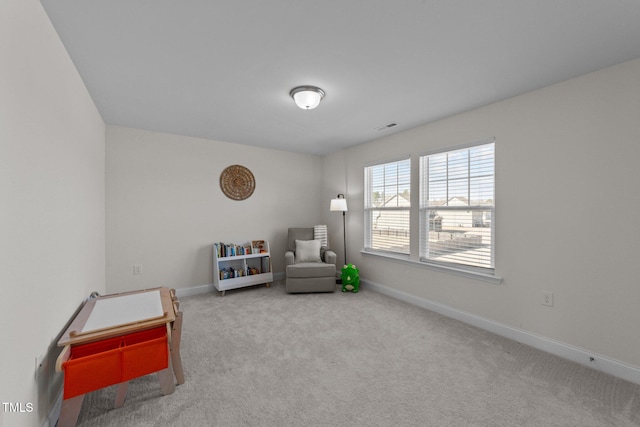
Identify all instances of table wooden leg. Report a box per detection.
[114,381,129,408]
[171,310,185,385]
[157,340,176,395]
[157,367,175,395]
[57,394,84,427]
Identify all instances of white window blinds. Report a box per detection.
[419,140,495,271]
[364,158,411,255]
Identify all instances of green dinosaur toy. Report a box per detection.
[341,264,360,293]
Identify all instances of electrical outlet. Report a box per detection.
[34,353,45,380]
[542,291,554,307]
[133,264,142,275]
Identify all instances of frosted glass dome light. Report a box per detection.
[290,86,325,110]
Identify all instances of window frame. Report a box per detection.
[363,157,411,257]
[419,138,496,274]
[360,138,500,284]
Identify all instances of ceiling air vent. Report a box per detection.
[374,122,398,131]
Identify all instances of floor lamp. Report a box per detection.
[330,194,348,267]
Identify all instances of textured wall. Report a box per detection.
[106,126,323,293]
[0,1,105,425]
[324,58,640,369]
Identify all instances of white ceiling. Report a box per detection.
[41,0,640,156]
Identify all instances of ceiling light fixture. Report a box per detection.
[290,86,325,110]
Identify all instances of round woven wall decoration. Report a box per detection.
[219,164,255,200]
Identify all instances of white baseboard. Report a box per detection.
[174,283,215,298]
[361,278,640,386]
[174,273,285,299]
[45,277,639,427]
[162,277,640,385]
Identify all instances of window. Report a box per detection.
[364,158,411,255]
[419,140,495,272]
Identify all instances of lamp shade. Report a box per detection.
[290,86,325,110]
[330,198,348,212]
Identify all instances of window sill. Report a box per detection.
[360,250,503,284]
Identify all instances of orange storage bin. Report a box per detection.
[63,326,168,399]
[62,337,122,398]
[122,327,169,381]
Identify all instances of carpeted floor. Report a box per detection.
[74,281,640,426]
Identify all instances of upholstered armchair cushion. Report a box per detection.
[294,239,322,263]
[286,262,335,278]
[285,227,337,293]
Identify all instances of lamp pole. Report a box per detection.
[330,194,348,268]
[342,209,347,266]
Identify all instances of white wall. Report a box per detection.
[0,1,106,426]
[106,126,323,293]
[321,153,351,267]
[323,57,640,370]
[3,5,637,425]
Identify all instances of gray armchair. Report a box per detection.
[285,228,337,293]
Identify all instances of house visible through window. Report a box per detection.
[419,140,495,271]
[364,158,411,255]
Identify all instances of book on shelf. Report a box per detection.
[219,265,263,280]
[220,266,246,280]
[251,240,267,253]
[215,241,268,258]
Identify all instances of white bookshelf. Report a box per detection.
[213,241,273,296]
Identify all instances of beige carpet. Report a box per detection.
[73,281,640,426]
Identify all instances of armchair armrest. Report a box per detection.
[323,250,337,266]
[285,250,295,266]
